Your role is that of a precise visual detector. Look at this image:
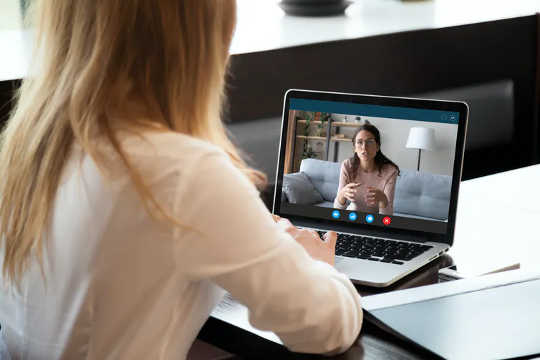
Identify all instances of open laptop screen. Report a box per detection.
[274,90,468,244]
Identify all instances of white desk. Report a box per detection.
[2,1,540,81]
[0,30,31,81]
[232,0,540,54]
[451,164,540,274]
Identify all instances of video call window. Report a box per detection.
[280,108,458,225]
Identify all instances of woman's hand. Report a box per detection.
[337,183,361,205]
[365,186,388,208]
[273,215,337,265]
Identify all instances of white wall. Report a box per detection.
[329,114,458,176]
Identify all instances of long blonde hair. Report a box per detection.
[0,0,266,286]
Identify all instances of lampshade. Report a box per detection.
[406,127,436,151]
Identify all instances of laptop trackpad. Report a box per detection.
[335,256,407,286]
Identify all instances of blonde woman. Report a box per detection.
[0,1,362,359]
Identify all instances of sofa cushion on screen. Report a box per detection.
[394,169,452,220]
[282,171,324,205]
[299,158,341,202]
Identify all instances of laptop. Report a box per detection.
[273,89,468,287]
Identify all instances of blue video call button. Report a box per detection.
[365,214,374,223]
[348,212,357,221]
[332,210,340,219]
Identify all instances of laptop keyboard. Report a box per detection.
[318,231,433,265]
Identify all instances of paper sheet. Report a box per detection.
[210,292,282,344]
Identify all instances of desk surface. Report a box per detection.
[232,0,540,54]
[200,164,540,359]
[2,1,540,81]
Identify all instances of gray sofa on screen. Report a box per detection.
[282,158,451,221]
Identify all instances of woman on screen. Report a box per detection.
[0,1,362,358]
[334,123,399,215]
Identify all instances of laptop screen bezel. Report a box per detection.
[272,89,469,246]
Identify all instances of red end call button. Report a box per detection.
[382,216,392,226]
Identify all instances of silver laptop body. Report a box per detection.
[273,89,468,287]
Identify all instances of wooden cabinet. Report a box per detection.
[292,119,363,170]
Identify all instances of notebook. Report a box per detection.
[273,89,468,287]
[362,269,540,359]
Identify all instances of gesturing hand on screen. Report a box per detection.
[337,183,361,205]
[365,186,388,208]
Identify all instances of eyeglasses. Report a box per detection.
[355,139,377,147]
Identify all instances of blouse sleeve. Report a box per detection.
[379,168,398,215]
[333,161,350,209]
[174,151,363,355]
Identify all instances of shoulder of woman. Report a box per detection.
[122,131,225,161]
[382,163,399,177]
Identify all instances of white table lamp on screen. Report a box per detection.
[406,127,435,171]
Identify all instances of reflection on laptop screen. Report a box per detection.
[279,98,460,235]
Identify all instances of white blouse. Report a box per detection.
[0,131,362,359]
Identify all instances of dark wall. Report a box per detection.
[224,15,539,179]
[0,80,19,130]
